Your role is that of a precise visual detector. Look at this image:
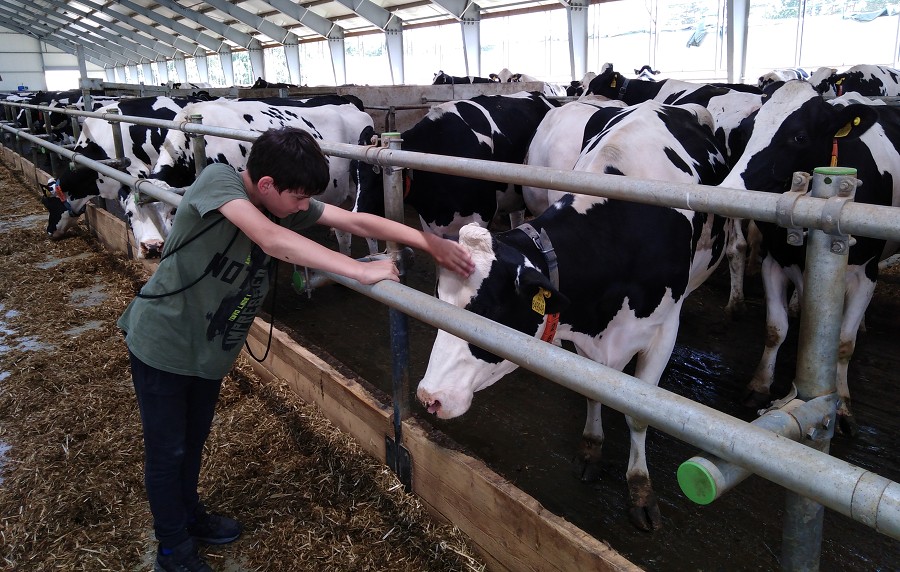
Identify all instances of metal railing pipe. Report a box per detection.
[677,394,836,504]
[306,270,900,540]
[0,123,183,208]
[335,143,900,244]
[6,102,900,245]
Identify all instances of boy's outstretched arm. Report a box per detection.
[317,204,475,278]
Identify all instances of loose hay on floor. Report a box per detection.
[0,158,485,571]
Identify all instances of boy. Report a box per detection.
[118,127,474,571]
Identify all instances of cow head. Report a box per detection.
[40,177,93,239]
[584,63,624,99]
[416,224,569,418]
[721,80,879,194]
[119,188,174,259]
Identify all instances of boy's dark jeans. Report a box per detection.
[129,351,222,549]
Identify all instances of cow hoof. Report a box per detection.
[837,412,860,438]
[628,503,662,532]
[725,300,746,321]
[741,389,771,410]
[574,439,604,481]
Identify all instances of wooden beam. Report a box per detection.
[245,318,639,572]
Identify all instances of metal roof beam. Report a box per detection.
[260,0,346,39]
[330,0,403,33]
[25,0,168,62]
[115,0,228,54]
[151,0,259,50]
[0,12,114,67]
[76,0,206,58]
[429,0,481,21]
[0,0,136,64]
[200,0,300,45]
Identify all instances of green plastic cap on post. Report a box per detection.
[382,132,401,137]
[813,166,857,176]
[291,268,306,294]
[677,460,718,505]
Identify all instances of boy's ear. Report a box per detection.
[257,175,276,194]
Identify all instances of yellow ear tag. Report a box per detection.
[836,77,845,85]
[532,288,551,315]
[610,78,617,88]
[834,122,853,138]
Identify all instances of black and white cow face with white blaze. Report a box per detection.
[419,225,569,418]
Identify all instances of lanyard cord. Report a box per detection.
[134,212,279,362]
[243,257,277,363]
[136,216,237,299]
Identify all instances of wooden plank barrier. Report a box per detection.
[2,147,640,571]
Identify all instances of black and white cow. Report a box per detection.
[565,72,599,97]
[150,95,375,256]
[432,71,498,84]
[352,91,559,240]
[813,64,900,97]
[757,67,809,90]
[584,63,763,164]
[417,99,731,531]
[12,89,114,145]
[250,77,299,89]
[489,68,568,97]
[719,80,900,435]
[44,96,191,257]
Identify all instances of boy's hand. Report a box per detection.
[356,258,400,285]
[425,233,475,278]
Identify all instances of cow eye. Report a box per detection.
[793,133,808,145]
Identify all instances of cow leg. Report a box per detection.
[333,228,352,256]
[508,210,526,230]
[575,399,604,481]
[834,270,876,437]
[623,313,682,532]
[725,218,748,320]
[745,256,791,409]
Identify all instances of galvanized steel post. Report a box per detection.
[109,109,125,166]
[190,114,206,179]
[43,110,58,175]
[383,132,412,490]
[782,167,857,570]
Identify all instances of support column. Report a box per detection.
[329,37,346,85]
[385,25,404,85]
[248,40,265,83]
[194,54,210,83]
[141,62,154,84]
[726,0,750,83]
[566,1,589,81]
[284,35,301,85]
[156,58,169,85]
[174,54,188,82]
[219,48,235,87]
[460,4,481,77]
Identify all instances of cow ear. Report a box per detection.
[515,266,569,315]
[831,104,879,141]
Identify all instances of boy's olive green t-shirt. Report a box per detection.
[117,163,325,379]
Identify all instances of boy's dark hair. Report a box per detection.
[245,127,330,196]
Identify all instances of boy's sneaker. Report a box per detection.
[154,538,213,572]
[188,503,243,545]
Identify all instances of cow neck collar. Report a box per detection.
[618,76,630,100]
[515,222,560,343]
